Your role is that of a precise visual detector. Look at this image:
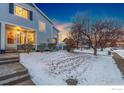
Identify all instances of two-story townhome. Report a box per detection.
[0,3,59,51]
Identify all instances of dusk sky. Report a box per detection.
[35,3,124,31]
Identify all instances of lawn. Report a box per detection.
[20,50,124,85]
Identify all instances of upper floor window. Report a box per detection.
[39,21,46,32]
[9,4,33,20]
[15,5,29,19]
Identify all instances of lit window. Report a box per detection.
[27,32,35,44]
[20,32,26,44]
[15,5,29,19]
[39,22,46,32]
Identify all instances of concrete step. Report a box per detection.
[5,51,17,53]
[0,73,30,85]
[16,79,35,85]
[5,50,25,53]
[0,54,34,85]
[5,49,18,53]
[0,53,19,65]
[0,62,35,85]
[0,56,19,61]
[0,59,19,65]
[0,62,26,78]
[0,69,28,81]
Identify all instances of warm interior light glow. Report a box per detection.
[20,32,26,44]
[59,31,69,42]
[16,31,20,34]
[7,31,15,44]
[15,5,29,19]
[27,32,35,44]
[6,25,35,45]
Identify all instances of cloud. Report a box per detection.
[55,23,72,32]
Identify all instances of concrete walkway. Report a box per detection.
[112,52,124,76]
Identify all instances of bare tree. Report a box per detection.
[63,37,76,52]
[71,12,123,56]
[70,13,84,48]
[71,13,106,55]
[98,19,123,50]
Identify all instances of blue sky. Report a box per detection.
[36,3,124,23]
[35,3,124,31]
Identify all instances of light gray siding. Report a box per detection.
[53,27,59,41]
[34,8,53,44]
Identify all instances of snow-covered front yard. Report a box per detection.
[20,50,124,85]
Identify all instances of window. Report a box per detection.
[20,32,26,44]
[27,32,35,44]
[14,5,29,19]
[7,31,15,44]
[39,21,46,32]
[9,4,33,20]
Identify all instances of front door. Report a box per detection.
[6,30,17,49]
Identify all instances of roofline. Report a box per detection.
[53,26,60,32]
[32,3,53,24]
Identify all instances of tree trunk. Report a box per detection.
[101,48,103,51]
[81,47,83,51]
[76,42,78,49]
[93,48,97,56]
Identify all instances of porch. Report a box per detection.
[0,22,36,51]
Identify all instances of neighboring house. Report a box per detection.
[59,30,69,43]
[0,3,59,51]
